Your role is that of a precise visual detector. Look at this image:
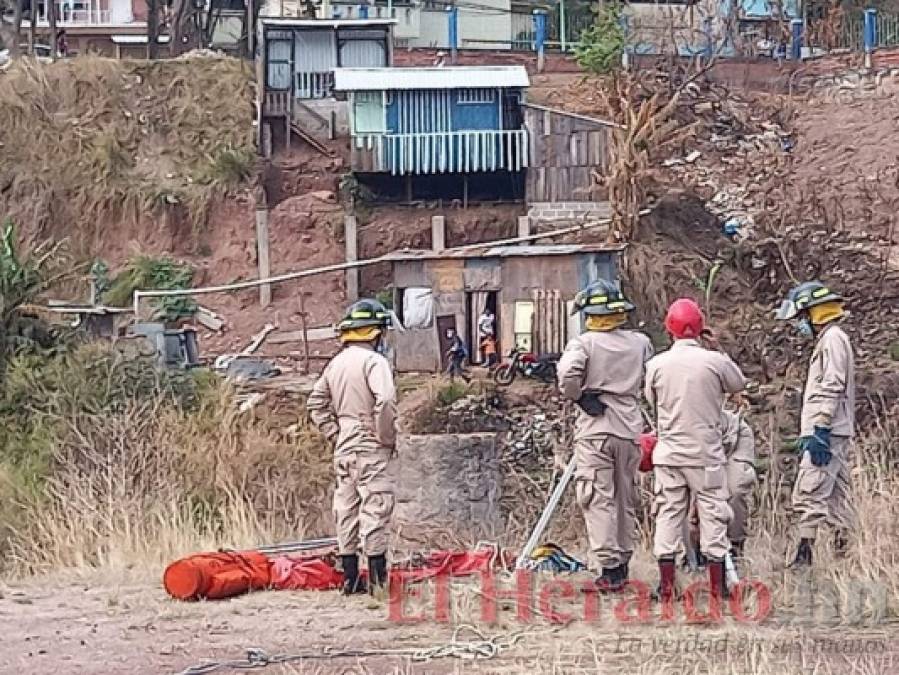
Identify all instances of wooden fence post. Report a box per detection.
[256,206,271,308]
[345,214,359,302]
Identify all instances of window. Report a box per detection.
[458,88,495,104]
[513,301,534,352]
[401,288,433,329]
[352,92,386,134]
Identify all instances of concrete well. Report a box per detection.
[394,432,502,545]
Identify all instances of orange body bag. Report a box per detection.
[163,551,272,601]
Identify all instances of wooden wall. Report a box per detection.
[524,106,612,203]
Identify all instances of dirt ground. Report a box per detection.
[2,567,897,675]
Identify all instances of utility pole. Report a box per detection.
[559,0,566,52]
[447,3,458,64]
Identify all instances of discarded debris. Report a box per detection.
[195,305,224,331]
[224,357,281,382]
[241,323,277,356]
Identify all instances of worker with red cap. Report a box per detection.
[644,298,747,607]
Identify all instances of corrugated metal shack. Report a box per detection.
[385,243,624,373]
[523,103,616,203]
[259,18,394,102]
[333,66,529,178]
[257,18,395,151]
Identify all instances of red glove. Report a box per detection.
[639,433,657,472]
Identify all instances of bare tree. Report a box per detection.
[47,0,58,60]
[147,0,160,59]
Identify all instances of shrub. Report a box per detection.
[574,3,626,75]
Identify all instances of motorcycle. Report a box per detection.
[493,347,560,386]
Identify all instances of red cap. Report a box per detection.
[664,298,705,339]
[639,433,657,472]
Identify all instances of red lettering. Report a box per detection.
[581,580,600,622]
[730,580,772,623]
[388,570,427,623]
[434,572,451,623]
[480,568,533,624]
[682,579,723,624]
[613,580,652,624]
[538,579,575,624]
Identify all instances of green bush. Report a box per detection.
[103,255,197,320]
[0,342,202,480]
[436,381,470,407]
[574,3,625,75]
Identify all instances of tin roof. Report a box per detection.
[259,18,396,29]
[384,243,624,261]
[334,66,529,92]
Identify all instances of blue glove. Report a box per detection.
[799,426,832,466]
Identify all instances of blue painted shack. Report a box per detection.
[333,66,529,193]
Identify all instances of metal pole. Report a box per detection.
[133,210,647,316]
[864,8,877,69]
[299,292,310,375]
[515,456,577,569]
[533,10,546,73]
[559,0,567,52]
[447,4,458,64]
[791,19,803,61]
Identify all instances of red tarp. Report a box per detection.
[270,555,345,591]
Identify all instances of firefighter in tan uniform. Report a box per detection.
[557,280,654,592]
[644,299,747,604]
[307,299,397,595]
[776,281,855,567]
[685,408,757,563]
[721,408,756,558]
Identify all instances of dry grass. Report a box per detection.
[0,55,254,248]
[0,352,334,577]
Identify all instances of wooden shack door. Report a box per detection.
[436,315,457,371]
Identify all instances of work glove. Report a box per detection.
[576,389,607,417]
[799,426,832,467]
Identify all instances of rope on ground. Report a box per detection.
[175,625,526,675]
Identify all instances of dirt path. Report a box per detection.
[0,575,487,674]
[2,571,897,675]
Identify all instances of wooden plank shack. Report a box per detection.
[523,103,616,203]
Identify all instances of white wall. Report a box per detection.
[110,0,134,23]
[416,1,513,50]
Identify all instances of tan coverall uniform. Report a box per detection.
[721,409,756,544]
[558,329,654,569]
[792,323,855,540]
[307,343,398,556]
[645,340,747,561]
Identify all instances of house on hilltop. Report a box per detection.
[333,65,529,201]
[257,16,395,150]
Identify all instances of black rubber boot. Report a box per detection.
[368,554,388,595]
[790,538,813,569]
[341,554,367,595]
[595,565,626,594]
[834,531,849,558]
[708,559,727,603]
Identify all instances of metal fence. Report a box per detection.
[510,4,594,52]
[841,11,899,51]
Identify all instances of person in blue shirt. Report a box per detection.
[445,328,471,383]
